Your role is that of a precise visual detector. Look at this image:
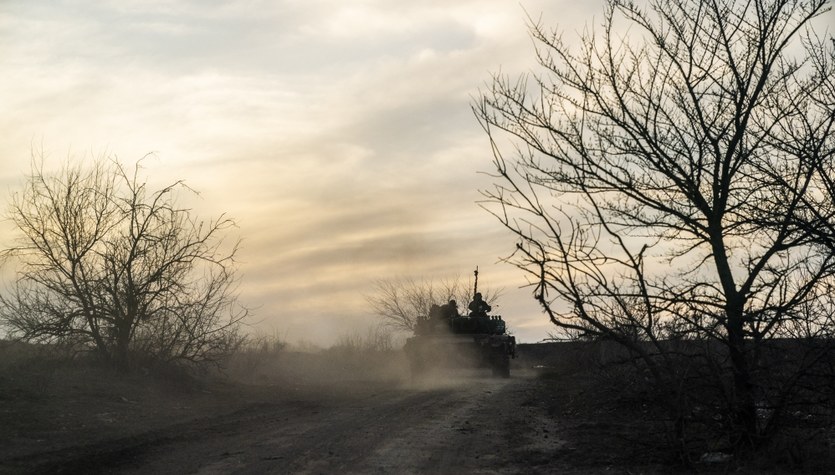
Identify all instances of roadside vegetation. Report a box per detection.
[0,154,248,371]
[524,341,835,472]
[366,274,502,333]
[5,336,832,472]
[477,0,835,462]
[221,326,404,385]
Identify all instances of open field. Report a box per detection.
[0,340,831,473]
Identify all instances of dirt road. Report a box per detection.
[11,372,564,474]
[7,344,820,474]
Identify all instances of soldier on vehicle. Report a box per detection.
[441,299,459,320]
[468,292,491,318]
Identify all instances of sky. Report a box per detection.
[0,0,611,346]
[5,0,829,347]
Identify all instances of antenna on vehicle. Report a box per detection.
[473,266,479,299]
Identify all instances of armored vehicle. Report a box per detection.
[403,269,517,378]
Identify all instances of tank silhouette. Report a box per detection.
[403,268,517,378]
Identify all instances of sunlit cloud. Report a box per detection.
[1,0,632,345]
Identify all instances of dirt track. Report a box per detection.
[6,344,828,474]
[5,371,566,474]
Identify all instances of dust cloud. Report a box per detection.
[220,332,504,393]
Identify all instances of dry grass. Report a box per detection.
[519,341,835,473]
[4,338,832,473]
[219,328,408,386]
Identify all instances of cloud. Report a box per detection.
[0,0,631,346]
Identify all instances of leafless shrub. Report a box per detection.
[476,0,835,457]
[219,331,286,384]
[366,274,503,333]
[0,153,248,371]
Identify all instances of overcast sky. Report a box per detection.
[0,0,608,346]
[9,0,828,346]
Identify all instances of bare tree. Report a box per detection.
[0,154,248,370]
[475,0,835,453]
[366,274,502,333]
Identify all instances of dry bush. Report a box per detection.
[217,327,407,385]
[476,0,835,455]
[1,155,248,371]
[219,332,287,384]
[320,327,405,381]
[522,340,835,470]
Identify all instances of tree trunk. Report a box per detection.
[114,322,132,372]
[726,303,758,451]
